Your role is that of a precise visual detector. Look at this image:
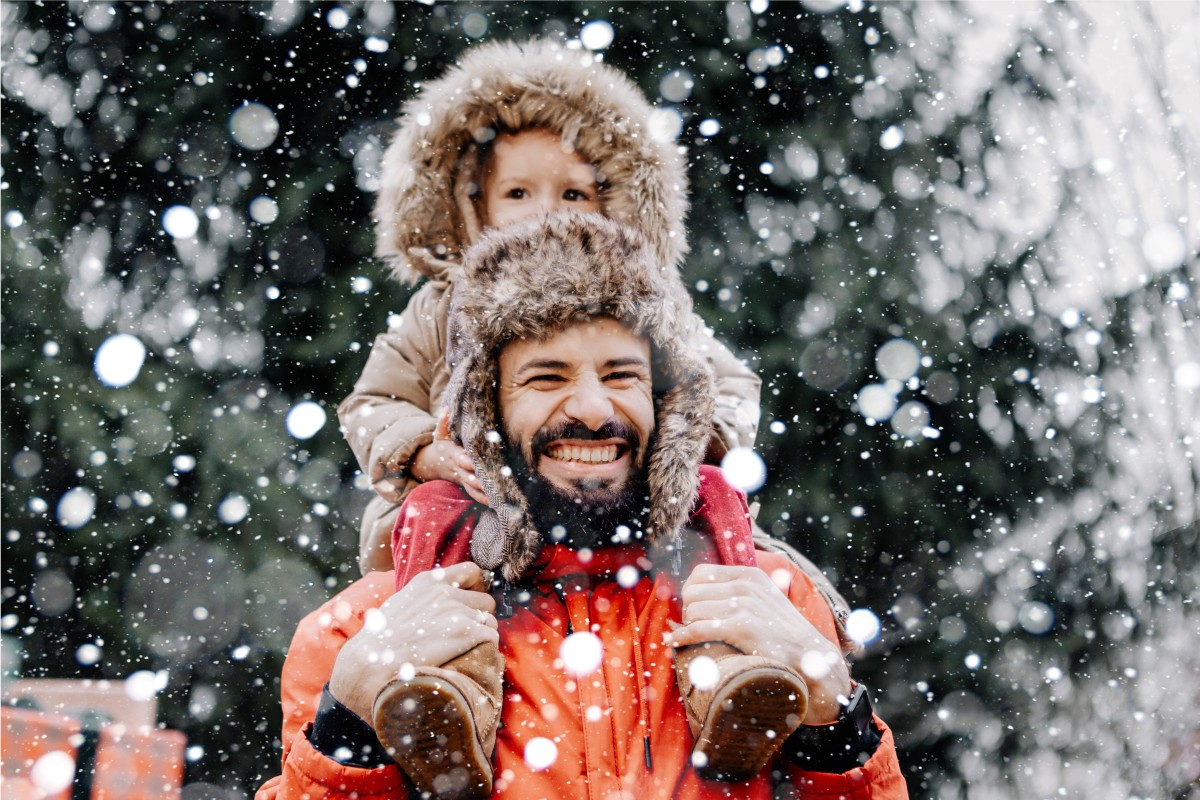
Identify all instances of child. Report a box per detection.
[339,39,825,797]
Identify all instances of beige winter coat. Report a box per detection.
[338,40,762,571]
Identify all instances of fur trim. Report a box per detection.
[447,214,715,581]
[373,39,690,283]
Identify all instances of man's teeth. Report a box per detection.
[546,444,619,464]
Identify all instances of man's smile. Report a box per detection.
[543,440,629,465]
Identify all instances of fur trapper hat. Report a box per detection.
[446,213,715,581]
[374,38,690,283]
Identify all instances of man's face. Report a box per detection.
[498,317,654,511]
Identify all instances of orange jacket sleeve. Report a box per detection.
[255,571,408,800]
[758,551,909,799]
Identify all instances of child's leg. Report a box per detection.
[675,640,808,782]
[374,642,504,800]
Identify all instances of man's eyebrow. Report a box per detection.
[512,359,570,377]
[603,357,650,371]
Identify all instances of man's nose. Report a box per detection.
[563,377,614,430]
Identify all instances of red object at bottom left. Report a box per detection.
[1,705,185,800]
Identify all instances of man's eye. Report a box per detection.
[604,372,642,384]
[525,374,566,386]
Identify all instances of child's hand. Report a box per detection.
[410,411,489,505]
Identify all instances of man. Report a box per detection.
[257,214,907,800]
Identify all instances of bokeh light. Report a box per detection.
[249,196,279,224]
[579,20,614,50]
[125,669,168,702]
[229,102,279,150]
[857,383,898,422]
[162,205,200,238]
[524,737,558,770]
[286,401,327,440]
[616,565,640,588]
[1019,601,1056,635]
[648,108,683,143]
[217,494,250,524]
[559,632,603,677]
[1141,223,1186,271]
[660,69,694,102]
[879,124,905,150]
[56,486,96,529]
[94,333,146,387]
[30,751,75,795]
[687,655,720,691]
[720,447,767,493]
[876,339,921,381]
[846,608,882,645]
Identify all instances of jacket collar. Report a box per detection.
[527,543,652,583]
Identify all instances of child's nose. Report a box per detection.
[540,194,568,214]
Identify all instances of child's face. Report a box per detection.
[483,129,601,229]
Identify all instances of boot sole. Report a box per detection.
[373,675,492,800]
[694,667,808,782]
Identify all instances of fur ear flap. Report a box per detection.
[644,359,716,547]
[455,348,542,582]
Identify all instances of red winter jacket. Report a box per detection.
[257,467,908,799]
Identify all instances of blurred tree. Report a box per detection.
[3,1,1196,797]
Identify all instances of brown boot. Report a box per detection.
[373,642,504,800]
[675,640,808,782]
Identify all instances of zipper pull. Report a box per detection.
[644,735,653,771]
[492,576,514,619]
[553,582,572,634]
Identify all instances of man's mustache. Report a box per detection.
[530,420,640,459]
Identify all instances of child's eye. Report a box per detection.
[563,188,591,202]
[505,188,527,199]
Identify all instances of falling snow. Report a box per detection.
[2,1,1197,798]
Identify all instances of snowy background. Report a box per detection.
[3,2,1197,798]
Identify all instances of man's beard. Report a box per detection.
[507,420,651,551]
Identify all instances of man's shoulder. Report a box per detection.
[296,571,396,643]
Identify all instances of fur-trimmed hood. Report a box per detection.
[373,38,690,283]
[445,213,715,581]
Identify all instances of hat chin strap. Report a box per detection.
[469,510,505,571]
